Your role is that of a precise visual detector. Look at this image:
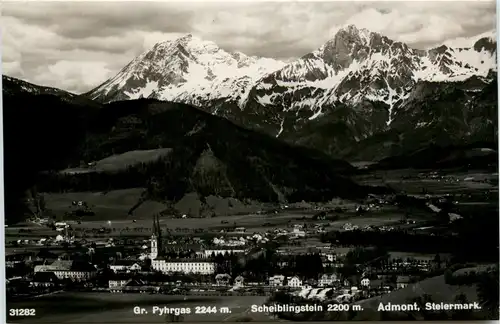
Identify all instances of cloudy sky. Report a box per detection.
[3,1,496,94]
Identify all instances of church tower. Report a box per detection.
[150,214,159,259]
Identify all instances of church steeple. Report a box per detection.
[152,214,158,235]
[150,214,160,259]
[156,214,163,256]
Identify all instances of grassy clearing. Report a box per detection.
[61,149,173,174]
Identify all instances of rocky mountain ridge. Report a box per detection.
[87,26,496,125]
[85,25,497,160]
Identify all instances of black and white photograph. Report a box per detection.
[2,0,499,322]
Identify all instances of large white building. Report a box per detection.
[151,258,215,274]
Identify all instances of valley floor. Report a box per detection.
[6,168,498,249]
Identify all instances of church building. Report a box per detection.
[150,214,215,275]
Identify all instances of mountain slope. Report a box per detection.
[3,75,76,98]
[367,77,498,169]
[3,88,100,224]
[47,98,367,205]
[3,75,100,107]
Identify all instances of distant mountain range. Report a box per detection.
[3,24,498,165]
[84,25,497,160]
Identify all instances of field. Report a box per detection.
[40,169,497,225]
[60,149,173,174]
[5,205,411,247]
[355,170,498,196]
[43,188,168,220]
[7,292,271,323]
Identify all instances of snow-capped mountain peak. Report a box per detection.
[86,34,285,107]
[246,26,496,127]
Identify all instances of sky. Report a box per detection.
[2,1,497,94]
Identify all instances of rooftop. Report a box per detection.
[153,257,214,263]
[36,260,97,272]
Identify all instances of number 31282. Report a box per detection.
[10,309,36,316]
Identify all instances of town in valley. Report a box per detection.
[3,1,499,322]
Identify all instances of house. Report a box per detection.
[318,274,338,287]
[321,253,335,262]
[360,278,370,287]
[277,260,290,267]
[287,276,302,288]
[121,279,147,293]
[34,260,97,281]
[110,260,142,273]
[269,275,285,287]
[215,273,231,286]
[109,279,130,292]
[291,228,306,237]
[396,276,411,289]
[109,274,134,293]
[234,227,246,233]
[234,275,244,287]
[55,222,69,231]
[31,272,60,288]
[120,278,160,293]
[320,256,337,269]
